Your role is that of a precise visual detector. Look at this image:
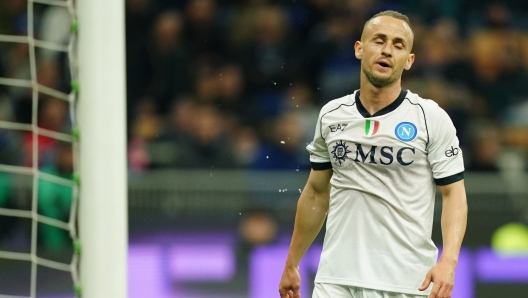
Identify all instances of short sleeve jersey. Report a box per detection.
[306,89,464,295]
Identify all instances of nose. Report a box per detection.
[381,42,392,57]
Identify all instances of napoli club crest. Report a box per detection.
[395,122,417,142]
[331,140,351,166]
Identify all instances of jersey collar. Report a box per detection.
[355,88,408,118]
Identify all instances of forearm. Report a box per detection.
[439,185,467,265]
[285,186,330,267]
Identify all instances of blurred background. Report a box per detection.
[0,0,528,297]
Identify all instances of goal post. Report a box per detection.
[78,0,128,297]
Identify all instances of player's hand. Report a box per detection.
[279,264,301,298]
[418,260,456,298]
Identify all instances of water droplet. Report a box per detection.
[279,190,282,192]
[281,141,285,144]
[295,169,299,172]
[239,213,241,215]
[299,189,302,193]
[266,156,269,159]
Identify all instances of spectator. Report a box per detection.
[235,207,278,291]
[466,121,502,172]
[38,143,73,252]
[303,8,361,102]
[283,82,319,143]
[183,0,226,56]
[147,11,190,114]
[0,91,23,167]
[0,171,15,247]
[150,103,235,168]
[126,0,157,122]
[228,0,268,51]
[215,63,254,128]
[251,111,310,170]
[231,126,260,167]
[0,0,26,35]
[241,6,296,93]
[194,66,220,104]
[468,120,526,172]
[128,99,163,172]
[38,4,70,62]
[176,104,235,168]
[23,97,69,168]
[0,94,18,247]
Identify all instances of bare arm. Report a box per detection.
[287,168,333,265]
[438,179,468,266]
[279,168,332,298]
[420,179,468,298]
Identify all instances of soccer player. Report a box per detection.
[279,10,467,298]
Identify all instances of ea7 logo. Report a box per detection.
[329,124,348,132]
[445,146,460,157]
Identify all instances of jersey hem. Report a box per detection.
[314,277,431,296]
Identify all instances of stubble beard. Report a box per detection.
[362,66,398,88]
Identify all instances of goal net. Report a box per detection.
[0,0,80,297]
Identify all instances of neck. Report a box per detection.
[359,75,402,115]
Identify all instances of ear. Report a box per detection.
[354,41,362,60]
[404,53,415,70]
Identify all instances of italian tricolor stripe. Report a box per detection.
[365,120,379,136]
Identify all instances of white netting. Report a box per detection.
[0,0,80,297]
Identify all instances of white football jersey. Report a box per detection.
[306,89,464,295]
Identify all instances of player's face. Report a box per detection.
[355,16,415,88]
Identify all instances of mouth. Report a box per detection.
[375,60,392,71]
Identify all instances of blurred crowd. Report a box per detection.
[124,0,528,173]
[0,0,527,175]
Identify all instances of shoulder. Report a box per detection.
[318,92,356,117]
[405,90,450,120]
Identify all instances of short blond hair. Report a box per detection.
[367,10,411,28]
[361,10,414,49]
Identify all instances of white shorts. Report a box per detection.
[313,283,427,298]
